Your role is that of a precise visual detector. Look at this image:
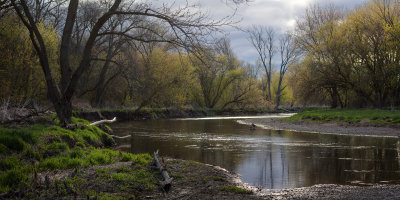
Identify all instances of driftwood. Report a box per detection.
[65,117,117,130]
[89,117,117,126]
[153,150,173,192]
[109,135,131,139]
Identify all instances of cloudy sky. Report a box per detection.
[195,0,367,63]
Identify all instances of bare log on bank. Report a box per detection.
[153,150,173,192]
[109,135,131,139]
[66,117,117,130]
[89,117,117,126]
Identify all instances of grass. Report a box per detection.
[0,118,153,194]
[218,185,253,194]
[286,108,400,125]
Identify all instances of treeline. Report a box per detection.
[291,0,400,108]
[2,0,398,119]
[0,0,268,113]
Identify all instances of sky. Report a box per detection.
[195,0,367,64]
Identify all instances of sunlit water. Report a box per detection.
[110,115,400,189]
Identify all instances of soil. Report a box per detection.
[241,118,400,137]
[6,159,261,200]
[4,157,400,199]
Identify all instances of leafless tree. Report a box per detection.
[275,33,297,109]
[8,0,243,125]
[248,25,275,101]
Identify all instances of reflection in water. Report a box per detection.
[110,117,400,189]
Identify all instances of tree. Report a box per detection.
[274,33,297,109]
[248,25,275,101]
[8,0,242,125]
[191,39,247,108]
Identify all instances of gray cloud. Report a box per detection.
[153,0,366,63]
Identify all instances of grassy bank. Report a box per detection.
[286,108,400,125]
[0,117,157,199]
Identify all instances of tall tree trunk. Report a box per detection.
[275,76,283,110]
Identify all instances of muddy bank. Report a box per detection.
[241,118,400,137]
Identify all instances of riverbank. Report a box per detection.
[262,184,400,199]
[0,117,260,199]
[242,108,400,137]
[74,107,285,122]
[241,117,400,137]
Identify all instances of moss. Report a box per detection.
[218,185,253,194]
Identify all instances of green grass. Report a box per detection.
[0,118,152,194]
[218,185,253,194]
[286,108,400,125]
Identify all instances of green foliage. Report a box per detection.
[218,185,253,194]
[292,1,400,108]
[0,13,59,103]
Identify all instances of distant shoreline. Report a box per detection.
[241,117,400,138]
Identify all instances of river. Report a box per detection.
[110,114,400,189]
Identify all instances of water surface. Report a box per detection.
[111,115,400,189]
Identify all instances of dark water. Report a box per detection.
[110,116,400,189]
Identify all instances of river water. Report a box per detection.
[110,115,400,189]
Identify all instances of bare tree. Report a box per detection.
[275,33,297,109]
[8,0,243,125]
[248,25,275,101]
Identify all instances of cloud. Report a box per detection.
[152,0,366,63]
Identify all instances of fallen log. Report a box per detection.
[65,117,117,130]
[89,117,117,126]
[109,134,131,139]
[153,150,173,192]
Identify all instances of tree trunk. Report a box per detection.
[53,98,72,126]
[275,75,283,110]
[330,88,339,109]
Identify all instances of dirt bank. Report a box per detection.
[241,117,400,137]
